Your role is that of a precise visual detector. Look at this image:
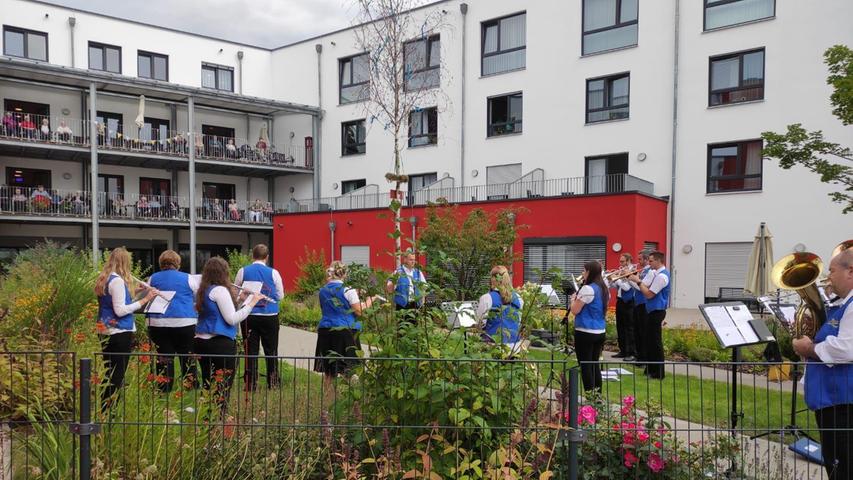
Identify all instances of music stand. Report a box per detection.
[441,301,478,354]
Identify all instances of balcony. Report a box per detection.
[285,173,656,213]
[0,185,279,229]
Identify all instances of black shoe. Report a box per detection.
[613,353,627,358]
[623,356,636,362]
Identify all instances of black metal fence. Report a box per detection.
[0,352,839,479]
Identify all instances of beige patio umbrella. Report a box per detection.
[745,222,774,297]
[259,124,269,144]
[134,95,146,129]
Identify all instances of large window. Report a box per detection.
[3,26,47,61]
[707,140,763,193]
[141,117,170,142]
[709,48,764,106]
[404,35,440,90]
[339,53,369,104]
[202,182,235,201]
[704,0,775,30]
[586,73,630,123]
[481,12,526,76]
[341,120,366,156]
[6,167,51,189]
[409,107,437,147]
[139,178,171,198]
[582,0,638,56]
[585,153,628,193]
[341,179,367,194]
[95,111,123,144]
[487,93,523,137]
[138,51,168,81]
[201,63,233,92]
[88,42,121,73]
[524,239,606,302]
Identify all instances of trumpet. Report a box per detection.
[607,269,639,282]
[231,283,278,304]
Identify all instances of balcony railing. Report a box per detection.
[0,186,281,226]
[287,173,656,213]
[0,114,313,170]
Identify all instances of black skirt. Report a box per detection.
[314,328,361,376]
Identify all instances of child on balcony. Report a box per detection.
[56,120,73,142]
[40,118,50,140]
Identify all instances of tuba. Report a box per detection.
[771,252,826,339]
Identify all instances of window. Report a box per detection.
[138,51,168,81]
[95,111,123,143]
[524,239,606,302]
[709,48,764,106]
[582,0,638,55]
[5,167,51,189]
[3,26,47,61]
[341,179,367,194]
[339,53,369,104]
[404,35,440,90]
[586,73,630,123]
[141,118,169,142]
[201,124,235,156]
[487,93,523,137]
[341,120,366,156]
[139,178,171,198]
[704,0,775,30]
[409,107,437,147]
[201,63,233,92]
[202,182,235,201]
[585,153,628,193]
[704,242,753,301]
[88,42,122,73]
[707,140,763,193]
[341,246,371,267]
[481,12,526,76]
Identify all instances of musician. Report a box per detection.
[629,251,651,367]
[612,253,636,361]
[94,247,160,407]
[629,251,670,380]
[793,248,853,478]
[571,260,609,391]
[476,265,524,354]
[234,244,285,390]
[386,251,427,311]
[146,250,200,391]
[194,257,262,411]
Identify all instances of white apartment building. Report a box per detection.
[1,0,850,307]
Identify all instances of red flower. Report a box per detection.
[146,373,157,383]
[624,451,638,468]
[648,453,665,473]
[140,343,151,352]
[579,405,597,425]
[75,333,86,343]
[64,328,72,335]
[622,395,635,408]
[140,355,150,364]
[654,441,663,449]
[95,323,107,334]
[91,375,101,385]
[174,391,184,399]
[156,375,169,384]
[620,406,632,416]
[637,431,650,442]
[623,432,635,446]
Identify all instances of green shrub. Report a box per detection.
[294,247,327,300]
[278,295,321,329]
[226,248,253,280]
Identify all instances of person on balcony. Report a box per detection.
[56,120,72,142]
[20,114,37,139]
[256,136,268,157]
[137,195,150,218]
[96,121,106,146]
[11,188,27,211]
[30,185,50,200]
[263,202,274,221]
[249,199,264,223]
[40,118,50,140]
[228,199,240,221]
[226,138,237,158]
[70,191,85,214]
[1,112,16,136]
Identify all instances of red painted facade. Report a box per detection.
[273,193,668,292]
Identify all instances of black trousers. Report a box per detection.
[615,299,635,356]
[243,315,280,389]
[643,309,666,379]
[632,303,647,365]
[101,332,134,408]
[148,325,198,391]
[194,336,237,412]
[574,330,606,392]
[816,404,853,480]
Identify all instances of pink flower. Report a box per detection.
[620,406,632,416]
[657,426,668,435]
[579,405,598,425]
[624,451,639,468]
[622,395,635,408]
[623,432,635,445]
[637,431,650,442]
[654,440,663,449]
[648,453,665,473]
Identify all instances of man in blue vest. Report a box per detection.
[235,244,284,390]
[612,253,636,361]
[793,248,853,478]
[386,251,427,311]
[629,251,651,366]
[628,250,669,379]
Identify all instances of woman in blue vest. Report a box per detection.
[194,257,261,410]
[94,247,160,407]
[570,260,609,392]
[315,261,371,400]
[146,250,200,391]
[476,265,524,354]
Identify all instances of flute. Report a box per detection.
[231,283,278,304]
[130,275,170,300]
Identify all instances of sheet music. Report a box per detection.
[704,306,744,348]
[239,281,264,308]
[450,301,478,328]
[144,290,175,314]
[726,305,759,344]
[538,285,560,306]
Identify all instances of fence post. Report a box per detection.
[567,366,581,480]
[71,358,98,480]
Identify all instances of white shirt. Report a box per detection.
[398,265,427,298]
[105,274,141,335]
[145,273,201,328]
[613,278,633,296]
[647,266,670,295]
[814,290,853,365]
[629,267,653,291]
[575,285,606,334]
[234,261,285,316]
[194,285,255,339]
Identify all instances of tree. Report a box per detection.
[762,45,853,213]
[351,0,451,265]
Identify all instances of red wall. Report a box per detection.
[273,193,668,292]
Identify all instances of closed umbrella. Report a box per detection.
[745,222,774,297]
[135,95,146,129]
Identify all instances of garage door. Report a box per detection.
[524,240,606,302]
[341,246,370,267]
[704,242,752,300]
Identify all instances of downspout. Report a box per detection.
[668,0,681,303]
[68,17,76,68]
[459,3,468,187]
[329,221,336,262]
[237,51,244,95]
[314,43,323,200]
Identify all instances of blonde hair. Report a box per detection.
[94,247,133,296]
[490,265,513,304]
[326,261,348,281]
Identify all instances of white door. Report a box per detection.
[341,246,370,267]
[704,242,753,300]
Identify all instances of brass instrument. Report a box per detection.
[832,239,853,259]
[608,269,639,282]
[770,252,826,339]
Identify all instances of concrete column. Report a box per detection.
[188,96,197,273]
[312,114,320,199]
[89,82,99,264]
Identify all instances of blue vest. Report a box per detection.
[318,281,360,331]
[240,263,281,315]
[484,290,522,343]
[805,296,853,411]
[633,266,651,306]
[147,269,197,321]
[98,274,136,331]
[617,281,633,302]
[394,267,422,307]
[195,286,238,339]
[575,283,606,331]
[645,268,670,312]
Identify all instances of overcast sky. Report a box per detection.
[43,0,358,48]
